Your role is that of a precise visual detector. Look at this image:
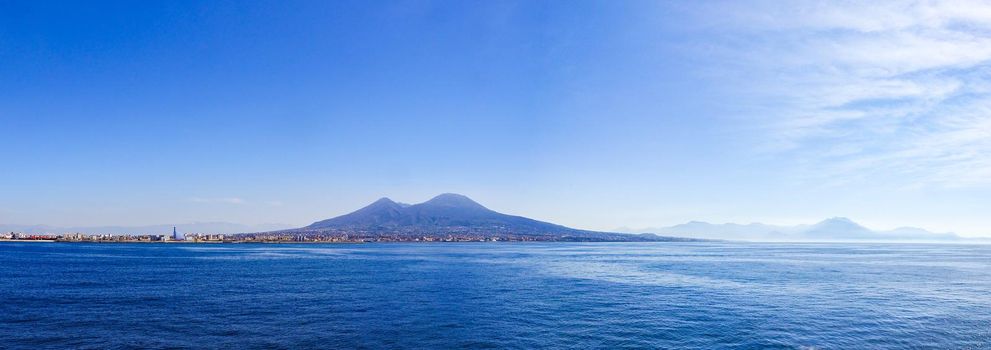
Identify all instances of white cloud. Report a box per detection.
[693,0,991,187]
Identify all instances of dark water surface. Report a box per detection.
[1,242,989,349]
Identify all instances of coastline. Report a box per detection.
[0,239,667,244]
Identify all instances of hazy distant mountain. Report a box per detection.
[622,217,972,242]
[291,193,690,242]
[803,217,874,240]
[646,221,802,241]
[0,222,292,235]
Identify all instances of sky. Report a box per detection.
[2,0,990,237]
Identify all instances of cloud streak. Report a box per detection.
[689,0,991,187]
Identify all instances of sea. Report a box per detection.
[1,242,989,349]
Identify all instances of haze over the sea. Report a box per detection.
[2,1,990,238]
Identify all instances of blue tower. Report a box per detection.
[172,226,184,241]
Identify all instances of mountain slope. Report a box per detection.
[308,197,406,227]
[307,193,570,232]
[803,217,874,240]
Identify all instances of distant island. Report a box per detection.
[0,194,697,243]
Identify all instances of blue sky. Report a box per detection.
[2,1,990,237]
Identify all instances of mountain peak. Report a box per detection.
[805,217,871,239]
[304,196,404,228]
[357,197,403,212]
[813,217,864,228]
[821,217,854,223]
[371,197,396,205]
[422,193,487,209]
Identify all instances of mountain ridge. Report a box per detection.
[286,193,691,242]
[621,217,977,242]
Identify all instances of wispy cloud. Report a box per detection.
[189,197,246,204]
[690,0,991,187]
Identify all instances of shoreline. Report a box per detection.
[0,239,682,244]
[1,239,987,245]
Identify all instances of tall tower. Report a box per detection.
[172,226,181,241]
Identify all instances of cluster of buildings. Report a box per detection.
[0,232,232,242]
[232,231,535,243]
[0,223,657,243]
[1,227,581,243]
[234,227,592,243]
[0,227,230,243]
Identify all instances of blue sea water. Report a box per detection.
[1,242,989,349]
